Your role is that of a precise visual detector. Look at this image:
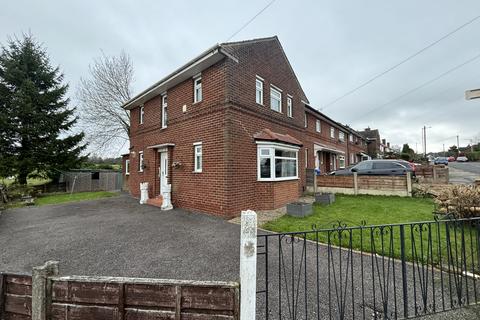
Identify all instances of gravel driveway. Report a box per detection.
[1,194,479,319]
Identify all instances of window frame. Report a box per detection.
[339,131,345,142]
[161,93,168,128]
[256,76,264,105]
[194,76,202,103]
[287,95,293,117]
[193,142,202,173]
[125,159,130,175]
[304,113,308,128]
[316,119,321,133]
[138,151,144,172]
[139,105,144,125]
[270,86,282,113]
[339,155,346,169]
[349,134,353,142]
[257,142,299,182]
[330,127,335,139]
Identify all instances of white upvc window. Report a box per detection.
[256,77,264,105]
[339,131,345,142]
[193,142,202,173]
[138,151,144,172]
[350,153,355,164]
[287,96,293,117]
[125,159,130,175]
[339,155,346,169]
[316,119,321,133]
[194,76,202,103]
[161,94,168,128]
[257,142,299,181]
[330,127,335,139]
[349,134,353,142]
[270,86,282,112]
[304,113,308,128]
[139,105,144,124]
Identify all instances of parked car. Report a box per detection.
[456,156,468,162]
[434,157,449,165]
[330,160,415,176]
[447,156,455,162]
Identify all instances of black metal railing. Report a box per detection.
[256,217,480,320]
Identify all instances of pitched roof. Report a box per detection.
[253,129,303,146]
[358,128,380,140]
[123,36,309,109]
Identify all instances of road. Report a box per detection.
[448,161,480,184]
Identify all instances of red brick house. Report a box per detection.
[122,36,367,217]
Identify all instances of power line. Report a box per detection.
[225,0,278,42]
[350,51,480,123]
[322,14,480,110]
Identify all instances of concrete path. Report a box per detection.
[449,162,480,185]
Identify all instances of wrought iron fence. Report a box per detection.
[256,217,480,320]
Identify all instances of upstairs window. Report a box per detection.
[270,86,282,113]
[316,119,321,133]
[330,127,335,139]
[139,105,144,124]
[161,94,168,128]
[138,151,144,172]
[194,143,202,173]
[287,96,293,117]
[304,113,308,128]
[125,159,130,175]
[339,131,345,142]
[349,134,353,142]
[194,76,202,103]
[256,77,264,105]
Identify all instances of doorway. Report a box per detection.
[159,151,168,194]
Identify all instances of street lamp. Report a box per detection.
[422,125,432,158]
[465,88,480,100]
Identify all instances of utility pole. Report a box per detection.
[457,135,460,149]
[443,143,445,157]
[422,125,431,158]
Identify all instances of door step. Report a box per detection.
[146,196,163,208]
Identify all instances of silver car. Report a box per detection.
[331,160,415,176]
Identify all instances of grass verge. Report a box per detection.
[263,195,479,272]
[35,191,119,206]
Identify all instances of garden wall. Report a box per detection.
[311,173,412,197]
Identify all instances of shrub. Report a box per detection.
[435,185,480,218]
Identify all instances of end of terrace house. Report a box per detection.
[122,36,369,217]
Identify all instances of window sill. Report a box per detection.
[161,126,167,130]
[125,173,130,176]
[192,100,202,105]
[256,102,264,107]
[258,177,299,182]
[193,170,203,173]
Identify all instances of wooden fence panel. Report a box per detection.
[315,174,411,196]
[0,273,32,320]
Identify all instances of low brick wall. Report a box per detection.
[1,270,239,320]
[313,174,412,197]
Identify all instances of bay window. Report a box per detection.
[257,142,299,181]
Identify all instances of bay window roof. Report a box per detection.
[253,128,302,146]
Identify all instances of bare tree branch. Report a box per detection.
[76,51,133,154]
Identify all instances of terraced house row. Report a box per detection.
[122,36,369,217]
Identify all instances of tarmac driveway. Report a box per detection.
[0,194,240,281]
[1,194,479,319]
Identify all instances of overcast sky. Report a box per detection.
[2,0,480,156]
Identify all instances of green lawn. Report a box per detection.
[263,195,479,272]
[35,191,119,206]
[1,177,51,186]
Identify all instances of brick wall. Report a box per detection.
[125,37,368,216]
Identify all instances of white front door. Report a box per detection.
[159,151,168,194]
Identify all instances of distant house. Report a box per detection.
[122,36,368,217]
[359,127,389,159]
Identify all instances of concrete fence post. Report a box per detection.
[313,170,317,194]
[240,210,257,320]
[353,172,359,195]
[406,172,413,197]
[32,261,59,320]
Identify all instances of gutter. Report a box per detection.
[123,44,224,110]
